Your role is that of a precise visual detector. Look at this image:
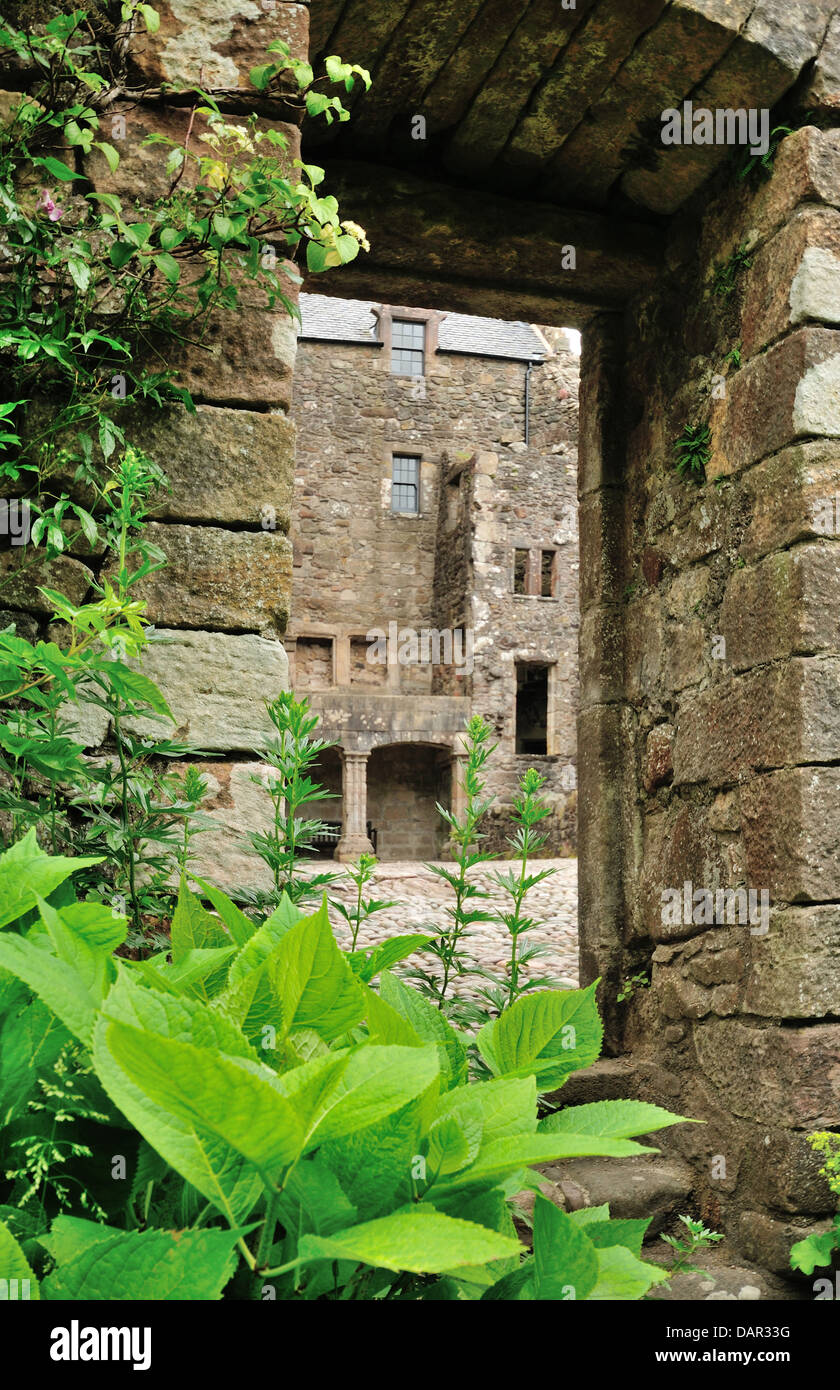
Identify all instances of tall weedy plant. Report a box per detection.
[411,716,497,1011]
[480,767,563,1014]
[249,692,339,908]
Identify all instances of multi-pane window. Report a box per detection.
[392,454,421,513]
[391,319,426,376]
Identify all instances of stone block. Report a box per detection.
[122,629,289,751]
[113,404,294,528]
[741,206,840,357]
[157,275,298,410]
[653,929,747,1019]
[741,767,840,902]
[717,327,840,477]
[108,523,292,633]
[84,102,300,206]
[0,550,93,613]
[740,439,840,562]
[126,1,309,90]
[693,1018,840,1127]
[738,1210,836,1276]
[577,704,624,989]
[720,544,840,671]
[171,760,275,894]
[539,1156,693,1237]
[744,905,840,1018]
[577,487,625,612]
[672,658,840,786]
[578,605,623,706]
[637,802,732,943]
[644,724,674,792]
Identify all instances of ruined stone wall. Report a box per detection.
[579,126,840,1262]
[290,324,580,856]
[470,338,580,855]
[0,3,308,892]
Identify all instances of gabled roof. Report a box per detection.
[298,294,548,362]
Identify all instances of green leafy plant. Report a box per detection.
[660,1214,724,1279]
[790,1132,840,1276]
[466,768,567,1020]
[408,716,497,1014]
[248,692,339,909]
[0,8,370,559]
[617,971,650,1004]
[333,851,396,952]
[736,122,805,182]
[673,423,711,483]
[712,244,753,298]
[0,835,695,1300]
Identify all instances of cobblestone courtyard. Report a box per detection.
[322,857,580,993]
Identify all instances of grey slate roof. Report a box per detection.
[298,294,547,362]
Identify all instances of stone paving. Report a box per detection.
[313,856,579,996]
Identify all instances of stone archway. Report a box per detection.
[366,741,453,860]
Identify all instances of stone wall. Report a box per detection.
[578,125,840,1261]
[0,3,307,892]
[289,318,580,858]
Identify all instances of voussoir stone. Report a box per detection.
[122,629,289,751]
[106,523,292,633]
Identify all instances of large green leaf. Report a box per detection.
[40,1218,240,1300]
[102,1021,308,1176]
[476,983,603,1091]
[0,932,97,1045]
[379,970,468,1087]
[189,874,254,947]
[0,1219,39,1298]
[320,1102,423,1223]
[170,876,230,962]
[540,1099,693,1140]
[288,1043,439,1151]
[92,975,265,1222]
[348,934,436,983]
[36,894,116,1006]
[0,830,100,929]
[532,1195,599,1300]
[266,900,365,1041]
[433,1076,538,1146]
[588,1243,669,1300]
[298,1208,521,1274]
[430,1132,657,1194]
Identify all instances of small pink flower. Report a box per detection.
[37,188,64,221]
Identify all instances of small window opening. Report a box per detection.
[391,319,426,376]
[541,550,557,598]
[513,549,529,595]
[516,663,548,755]
[392,454,421,513]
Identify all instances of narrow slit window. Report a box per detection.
[513,549,529,595]
[515,663,548,755]
[392,454,420,513]
[391,319,426,376]
[541,550,556,597]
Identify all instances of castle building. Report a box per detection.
[289,295,581,860]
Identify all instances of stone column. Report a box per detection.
[335,751,375,861]
[444,748,469,859]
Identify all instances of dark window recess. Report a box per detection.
[541,550,556,597]
[391,319,426,376]
[392,454,420,513]
[513,549,529,595]
[515,663,548,755]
